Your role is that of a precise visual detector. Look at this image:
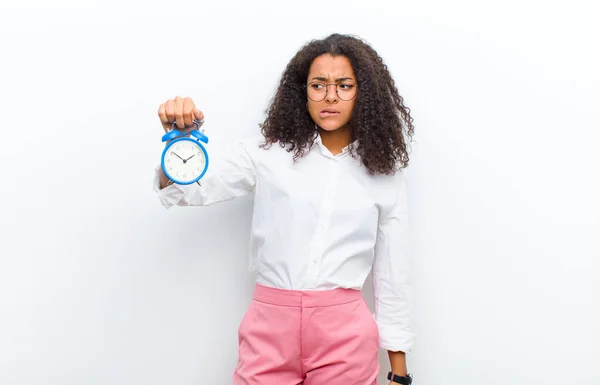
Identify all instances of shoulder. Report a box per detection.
[352,163,407,220]
[351,157,406,190]
[379,168,408,219]
[238,132,294,162]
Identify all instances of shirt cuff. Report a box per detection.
[377,323,416,353]
[153,165,198,208]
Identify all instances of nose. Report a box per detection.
[325,84,338,103]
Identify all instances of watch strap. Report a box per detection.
[387,371,412,384]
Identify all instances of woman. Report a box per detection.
[154,33,416,385]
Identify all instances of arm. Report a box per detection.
[388,350,408,377]
[153,139,256,208]
[158,167,173,189]
[372,172,416,376]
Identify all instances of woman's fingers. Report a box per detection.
[158,96,204,132]
[193,107,205,126]
[183,97,195,128]
[174,96,185,129]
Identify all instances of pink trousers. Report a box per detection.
[232,283,380,385]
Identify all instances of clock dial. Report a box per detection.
[163,139,207,183]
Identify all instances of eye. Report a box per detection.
[339,84,355,90]
[310,82,326,90]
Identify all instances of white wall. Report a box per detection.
[1,1,598,384]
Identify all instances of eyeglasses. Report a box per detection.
[305,82,358,102]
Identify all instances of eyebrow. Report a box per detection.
[310,76,354,82]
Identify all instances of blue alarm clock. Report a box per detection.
[161,119,209,185]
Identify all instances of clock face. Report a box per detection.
[163,139,208,183]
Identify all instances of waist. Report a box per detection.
[252,283,363,307]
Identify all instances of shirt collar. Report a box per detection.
[313,132,358,158]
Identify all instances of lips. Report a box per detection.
[319,108,340,118]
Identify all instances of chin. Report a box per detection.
[316,120,348,131]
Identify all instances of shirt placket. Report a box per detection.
[305,158,340,288]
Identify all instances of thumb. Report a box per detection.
[193,108,204,122]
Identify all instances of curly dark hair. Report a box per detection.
[259,33,414,175]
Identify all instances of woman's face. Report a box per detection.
[306,54,357,132]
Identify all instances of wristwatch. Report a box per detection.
[387,371,413,384]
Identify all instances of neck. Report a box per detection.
[319,125,352,155]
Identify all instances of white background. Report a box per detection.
[1,1,598,384]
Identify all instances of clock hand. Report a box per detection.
[171,151,185,162]
[184,154,196,162]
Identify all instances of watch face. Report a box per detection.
[163,139,208,183]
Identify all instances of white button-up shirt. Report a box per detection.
[153,133,415,353]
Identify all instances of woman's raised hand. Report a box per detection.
[157,96,205,133]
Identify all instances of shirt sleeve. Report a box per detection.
[372,172,416,353]
[153,139,256,208]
